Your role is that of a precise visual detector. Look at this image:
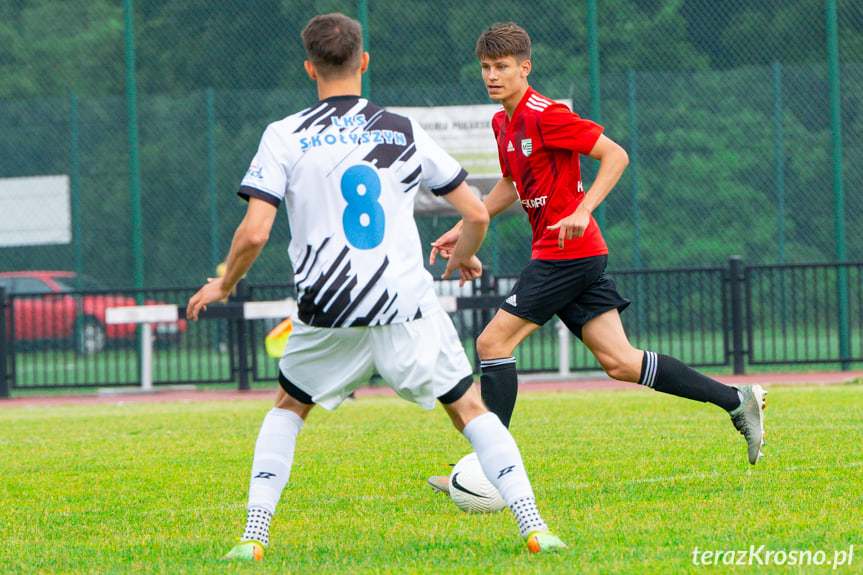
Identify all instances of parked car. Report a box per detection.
[0,270,188,354]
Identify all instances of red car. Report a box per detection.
[0,270,188,354]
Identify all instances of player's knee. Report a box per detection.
[440,382,486,432]
[601,361,627,381]
[597,352,641,383]
[444,399,486,433]
[475,330,501,359]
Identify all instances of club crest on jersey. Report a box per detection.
[521,139,533,157]
[246,164,263,179]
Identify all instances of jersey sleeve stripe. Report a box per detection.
[429,167,468,196]
[237,185,281,207]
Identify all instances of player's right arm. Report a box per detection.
[438,181,489,286]
[186,197,278,320]
[547,134,628,249]
[429,177,517,266]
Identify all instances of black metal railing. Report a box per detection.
[2,258,862,398]
[745,262,863,367]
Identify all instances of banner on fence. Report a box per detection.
[0,175,71,247]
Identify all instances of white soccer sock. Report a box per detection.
[462,411,549,537]
[241,408,304,543]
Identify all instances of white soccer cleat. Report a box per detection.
[426,475,450,494]
[730,385,768,465]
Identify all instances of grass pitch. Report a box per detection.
[1,384,861,574]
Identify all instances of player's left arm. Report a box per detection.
[187,197,278,320]
[547,134,629,248]
[429,177,517,266]
[438,181,490,286]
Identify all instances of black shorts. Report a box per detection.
[499,255,630,339]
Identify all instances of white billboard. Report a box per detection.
[0,175,71,247]
[392,103,502,178]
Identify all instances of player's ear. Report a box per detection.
[304,60,317,80]
[520,59,531,78]
[360,52,370,74]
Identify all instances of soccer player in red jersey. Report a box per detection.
[429,22,768,469]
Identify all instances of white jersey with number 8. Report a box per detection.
[239,95,467,328]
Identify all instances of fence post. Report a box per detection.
[472,269,495,373]
[587,0,604,228]
[479,269,494,330]
[557,320,570,376]
[728,256,746,375]
[234,279,251,391]
[0,287,8,399]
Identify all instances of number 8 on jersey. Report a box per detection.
[341,164,385,250]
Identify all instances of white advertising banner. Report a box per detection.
[0,175,71,247]
[392,103,502,178]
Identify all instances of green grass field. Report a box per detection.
[2,385,861,574]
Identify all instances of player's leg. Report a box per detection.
[479,256,615,429]
[580,309,767,464]
[440,385,566,553]
[380,309,565,552]
[560,266,743,409]
[581,309,740,406]
[474,309,541,428]
[225,320,373,561]
[224,382,313,561]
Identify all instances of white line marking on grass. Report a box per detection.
[617,471,725,486]
[784,461,863,472]
[565,461,863,490]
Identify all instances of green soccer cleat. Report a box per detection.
[222,540,265,562]
[525,531,568,554]
[729,384,768,465]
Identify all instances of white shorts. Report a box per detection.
[279,307,473,411]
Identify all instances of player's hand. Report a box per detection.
[458,255,483,286]
[186,277,231,321]
[547,207,590,249]
[429,222,462,266]
[441,254,482,287]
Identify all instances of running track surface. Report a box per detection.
[2,371,861,408]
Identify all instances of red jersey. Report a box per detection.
[493,87,607,260]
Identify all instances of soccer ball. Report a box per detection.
[449,452,507,514]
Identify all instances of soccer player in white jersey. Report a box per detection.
[186,12,566,560]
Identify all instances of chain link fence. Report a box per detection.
[1,0,861,288]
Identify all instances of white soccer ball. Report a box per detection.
[449,452,507,514]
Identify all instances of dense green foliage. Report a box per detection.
[3,0,860,99]
[0,0,861,286]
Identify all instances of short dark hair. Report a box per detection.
[301,13,364,77]
[476,22,531,62]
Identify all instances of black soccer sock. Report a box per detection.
[480,357,518,428]
[639,351,741,412]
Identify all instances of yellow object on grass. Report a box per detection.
[265,317,293,358]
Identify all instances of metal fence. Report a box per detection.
[3,259,862,398]
[746,262,863,367]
